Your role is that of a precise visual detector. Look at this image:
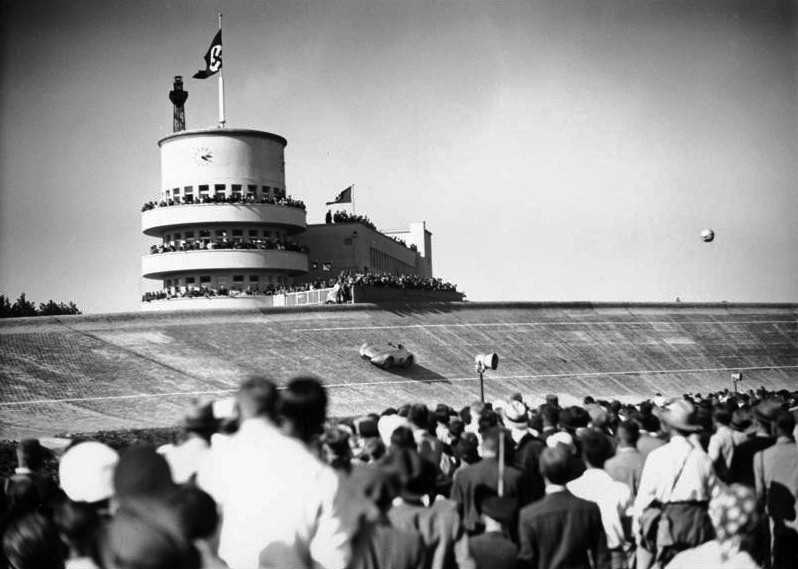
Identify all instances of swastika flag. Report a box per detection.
[193,30,222,79]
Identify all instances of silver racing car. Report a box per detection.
[360,342,415,369]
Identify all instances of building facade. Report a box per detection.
[141,128,309,309]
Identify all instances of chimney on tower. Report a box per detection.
[169,76,188,132]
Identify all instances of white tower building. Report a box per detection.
[141,128,309,309]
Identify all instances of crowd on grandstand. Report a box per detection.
[142,271,459,303]
[327,210,378,231]
[141,193,306,212]
[149,238,308,255]
[3,378,797,569]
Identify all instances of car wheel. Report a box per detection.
[402,355,414,368]
[381,357,394,369]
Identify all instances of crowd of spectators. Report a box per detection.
[141,193,306,212]
[149,238,308,255]
[346,271,458,293]
[328,210,378,231]
[142,280,333,303]
[3,379,797,569]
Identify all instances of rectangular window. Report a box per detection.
[248,230,258,238]
[249,275,259,282]
[198,184,209,194]
[173,187,180,196]
[173,232,181,240]
[231,184,242,194]
[262,186,271,197]
[232,229,243,237]
[233,275,244,283]
[200,275,211,284]
[185,231,194,239]
[263,231,271,239]
[164,234,170,242]
[247,184,257,193]
[186,277,195,284]
[214,184,226,193]
[199,230,210,238]
[184,186,193,194]
[215,230,226,238]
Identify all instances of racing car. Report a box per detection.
[360,342,415,369]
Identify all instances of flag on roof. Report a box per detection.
[326,186,353,205]
[193,30,222,79]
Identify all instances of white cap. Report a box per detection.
[59,442,119,503]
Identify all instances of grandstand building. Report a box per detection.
[141,128,310,310]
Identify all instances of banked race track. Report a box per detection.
[1,302,796,439]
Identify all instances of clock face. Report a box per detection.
[193,146,213,166]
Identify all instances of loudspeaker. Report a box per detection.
[475,352,499,370]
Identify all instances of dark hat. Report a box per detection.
[357,418,379,439]
[481,495,518,525]
[182,401,219,432]
[559,406,590,431]
[753,400,782,423]
[730,409,751,431]
[456,433,480,465]
[114,445,175,500]
[546,393,559,406]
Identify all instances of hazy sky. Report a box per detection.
[1,0,796,314]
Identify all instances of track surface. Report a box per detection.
[1,302,796,438]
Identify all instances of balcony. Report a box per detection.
[142,203,306,236]
[141,249,309,278]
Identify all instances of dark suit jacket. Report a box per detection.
[517,490,610,569]
[469,530,520,569]
[451,458,530,533]
[349,518,427,569]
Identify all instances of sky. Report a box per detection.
[1,0,796,314]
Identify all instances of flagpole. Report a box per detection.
[217,12,226,128]
[352,184,356,215]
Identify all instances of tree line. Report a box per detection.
[0,293,81,318]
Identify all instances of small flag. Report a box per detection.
[193,30,222,79]
[326,186,353,205]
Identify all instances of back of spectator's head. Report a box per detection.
[477,409,499,433]
[617,420,640,446]
[53,497,101,558]
[502,400,529,429]
[320,427,352,472]
[539,446,571,485]
[387,449,437,503]
[713,403,733,427]
[99,498,199,569]
[357,418,379,439]
[16,439,45,471]
[559,406,590,433]
[397,404,411,418]
[3,476,41,521]
[509,392,524,403]
[469,400,485,419]
[635,412,661,434]
[545,393,559,408]
[587,405,609,430]
[541,404,559,427]
[59,441,119,504]
[456,433,480,465]
[580,431,612,468]
[390,425,416,451]
[2,512,65,569]
[361,437,386,463]
[237,375,279,421]
[170,485,219,542]
[434,404,451,425]
[481,428,514,463]
[773,410,796,438]
[583,396,596,405]
[114,446,175,502]
[278,376,328,443]
[181,400,219,439]
[408,403,430,429]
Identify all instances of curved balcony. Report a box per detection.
[142,203,307,236]
[141,249,309,278]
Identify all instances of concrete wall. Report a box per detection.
[296,222,428,282]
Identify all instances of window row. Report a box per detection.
[164,273,288,289]
[369,247,413,276]
[165,184,286,201]
[163,227,289,245]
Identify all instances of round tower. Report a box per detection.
[141,128,309,308]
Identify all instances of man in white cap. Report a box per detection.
[633,399,719,568]
[59,441,119,515]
